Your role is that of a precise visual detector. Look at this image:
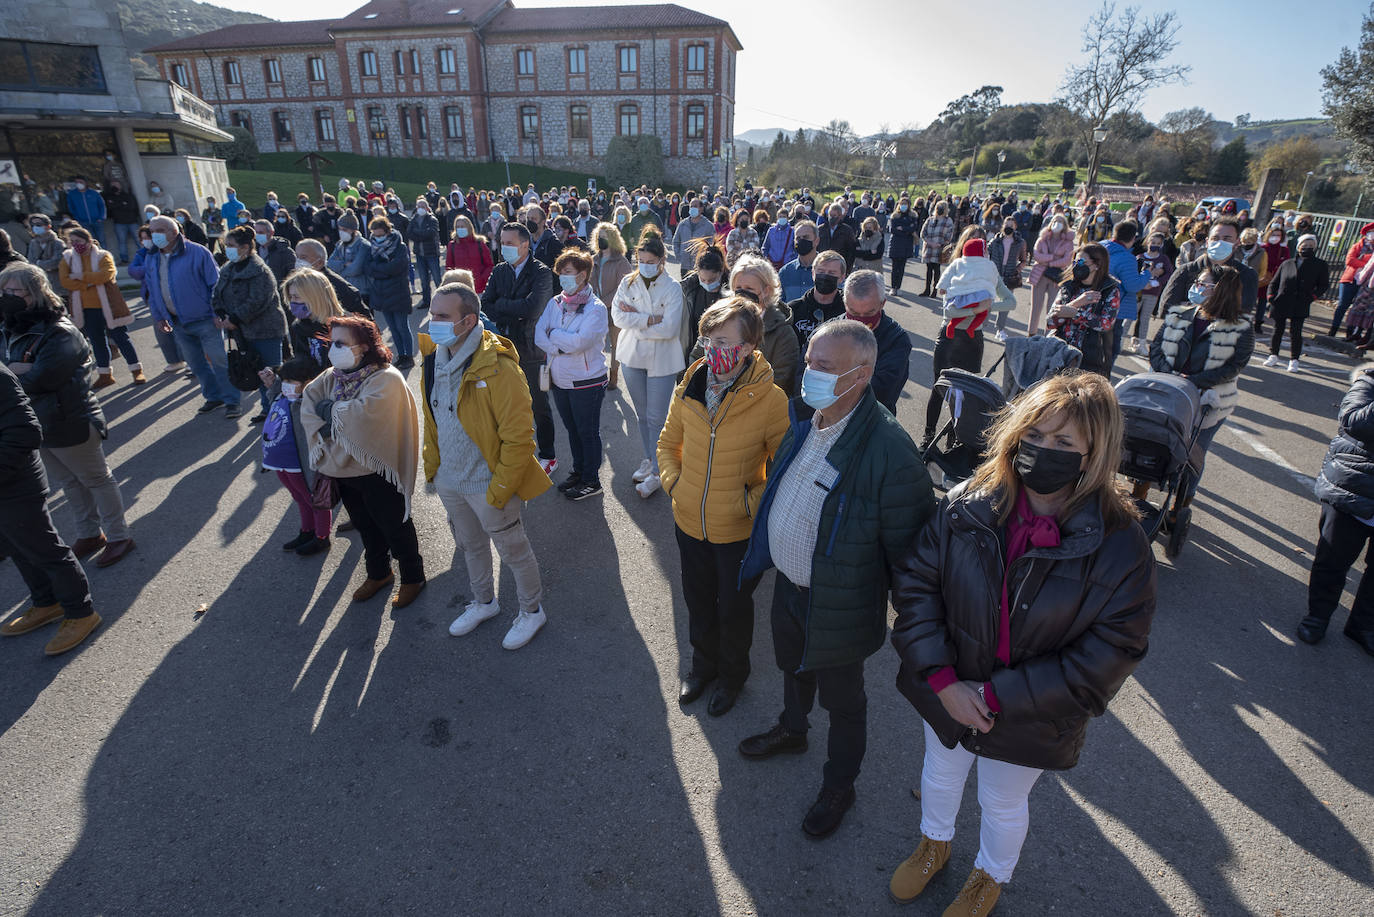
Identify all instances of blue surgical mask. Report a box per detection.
[255,233,268,246]
[456,227,469,239]
[224,246,242,262]
[639,203,649,212]
[701,278,721,292]
[1207,240,1234,262]
[800,365,860,411]
[151,232,169,249]
[501,244,521,263]
[559,274,580,293]
[638,263,660,279]
[428,320,459,348]
[1187,284,1208,305]
[689,207,700,218]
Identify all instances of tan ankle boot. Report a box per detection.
[890,836,951,904]
[1,603,65,636]
[44,611,102,656]
[92,373,116,390]
[352,573,394,602]
[942,867,1002,917]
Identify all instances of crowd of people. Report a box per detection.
[2,165,1374,917]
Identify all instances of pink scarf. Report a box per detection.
[998,490,1062,664]
[557,286,591,311]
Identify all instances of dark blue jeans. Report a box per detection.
[1330,282,1360,336]
[1186,419,1223,501]
[551,381,606,481]
[81,307,139,372]
[416,255,442,307]
[378,310,414,358]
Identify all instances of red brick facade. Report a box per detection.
[148,0,740,186]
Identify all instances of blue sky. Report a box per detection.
[213,0,1359,134]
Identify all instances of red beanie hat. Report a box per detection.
[962,238,985,258]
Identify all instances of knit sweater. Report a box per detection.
[431,330,491,494]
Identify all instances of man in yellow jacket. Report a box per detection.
[420,282,552,650]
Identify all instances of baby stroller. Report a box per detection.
[1114,372,1206,558]
[922,363,1007,488]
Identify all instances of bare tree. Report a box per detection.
[1155,107,1215,180]
[1057,2,1190,187]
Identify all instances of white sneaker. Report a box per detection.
[631,459,653,483]
[635,474,661,498]
[448,598,501,636]
[1264,354,1280,367]
[540,457,558,476]
[163,362,186,373]
[1288,359,1301,372]
[995,329,1008,343]
[502,606,546,649]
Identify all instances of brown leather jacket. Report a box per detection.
[890,484,1156,771]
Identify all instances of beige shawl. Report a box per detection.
[62,246,132,331]
[301,365,421,520]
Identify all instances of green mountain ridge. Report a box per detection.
[116,0,274,77]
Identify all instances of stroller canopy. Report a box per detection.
[1115,372,1202,472]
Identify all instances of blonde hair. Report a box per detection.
[441,268,476,290]
[593,221,626,255]
[282,268,344,324]
[813,249,847,276]
[728,252,780,308]
[966,371,1139,531]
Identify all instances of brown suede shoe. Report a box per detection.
[942,868,1002,917]
[1,604,65,636]
[44,612,102,656]
[131,368,148,384]
[891,836,952,904]
[92,373,116,390]
[352,573,395,602]
[71,534,107,558]
[392,580,426,609]
[94,538,135,568]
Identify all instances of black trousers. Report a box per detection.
[675,527,761,688]
[923,262,943,292]
[337,473,425,584]
[1308,503,1374,631]
[772,572,867,791]
[924,325,985,437]
[1271,316,1305,359]
[891,257,909,291]
[0,491,94,619]
[520,360,556,461]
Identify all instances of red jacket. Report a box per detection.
[445,236,494,292]
[1342,222,1374,284]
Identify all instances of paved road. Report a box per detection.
[1,259,1371,917]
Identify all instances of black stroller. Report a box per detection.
[1114,372,1207,558]
[922,364,1007,488]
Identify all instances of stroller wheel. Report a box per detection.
[1165,507,1192,559]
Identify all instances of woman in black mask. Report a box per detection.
[1046,243,1120,376]
[887,370,1155,915]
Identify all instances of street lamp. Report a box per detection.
[1298,170,1315,210]
[995,149,1006,185]
[1086,126,1108,196]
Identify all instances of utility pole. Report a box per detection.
[294,152,334,200]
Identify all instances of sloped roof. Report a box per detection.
[486,3,728,33]
[330,0,505,30]
[145,20,334,52]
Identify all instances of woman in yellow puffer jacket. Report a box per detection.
[658,296,790,717]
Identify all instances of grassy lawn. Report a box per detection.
[229,151,608,206]
[886,164,1138,198]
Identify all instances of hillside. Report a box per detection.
[1212,118,1334,146]
[117,0,273,76]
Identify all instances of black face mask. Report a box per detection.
[813,275,838,295]
[736,289,761,304]
[597,238,609,251]
[1071,260,1091,283]
[1015,440,1083,495]
[0,293,28,318]
[795,239,815,256]
[527,221,541,236]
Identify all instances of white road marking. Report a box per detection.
[1222,427,1317,491]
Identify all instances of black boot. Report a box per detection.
[802,784,856,838]
[1296,615,1328,645]
[1343,622,1374,657]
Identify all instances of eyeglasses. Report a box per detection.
[2,287,27,296]
[697,336,743,350]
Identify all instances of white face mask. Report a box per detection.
[638,262,660,279]
[339,230,353,242]
[329,341,360,371]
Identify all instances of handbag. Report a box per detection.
[1042,266,1063,283]
[226,329,266,392]
[538,362,551,392]
[311,473,338,511]
[939,244,954,265]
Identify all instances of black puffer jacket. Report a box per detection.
[4,314,105,449]
[890,484,1156,771]
[1315,369,1374,518]
[0,362,46,498]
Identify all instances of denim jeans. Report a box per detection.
[112,222,139,263]
[80,307,139,372]
[416,255,442,306]
[1330,282,1360,336]
[248,337,283,413]
[1187,419,1223,501]
[620,365,675,473]
[377,309,414,358]
[171,316,236,405]
[154,320,182,365]
[551,382,606,481]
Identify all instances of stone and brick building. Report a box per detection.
[147,0,741,188]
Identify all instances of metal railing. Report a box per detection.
[1293,211,1371,276]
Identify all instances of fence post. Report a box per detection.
[1251,168,1285,231]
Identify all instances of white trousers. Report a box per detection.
[919,721,1044,884]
